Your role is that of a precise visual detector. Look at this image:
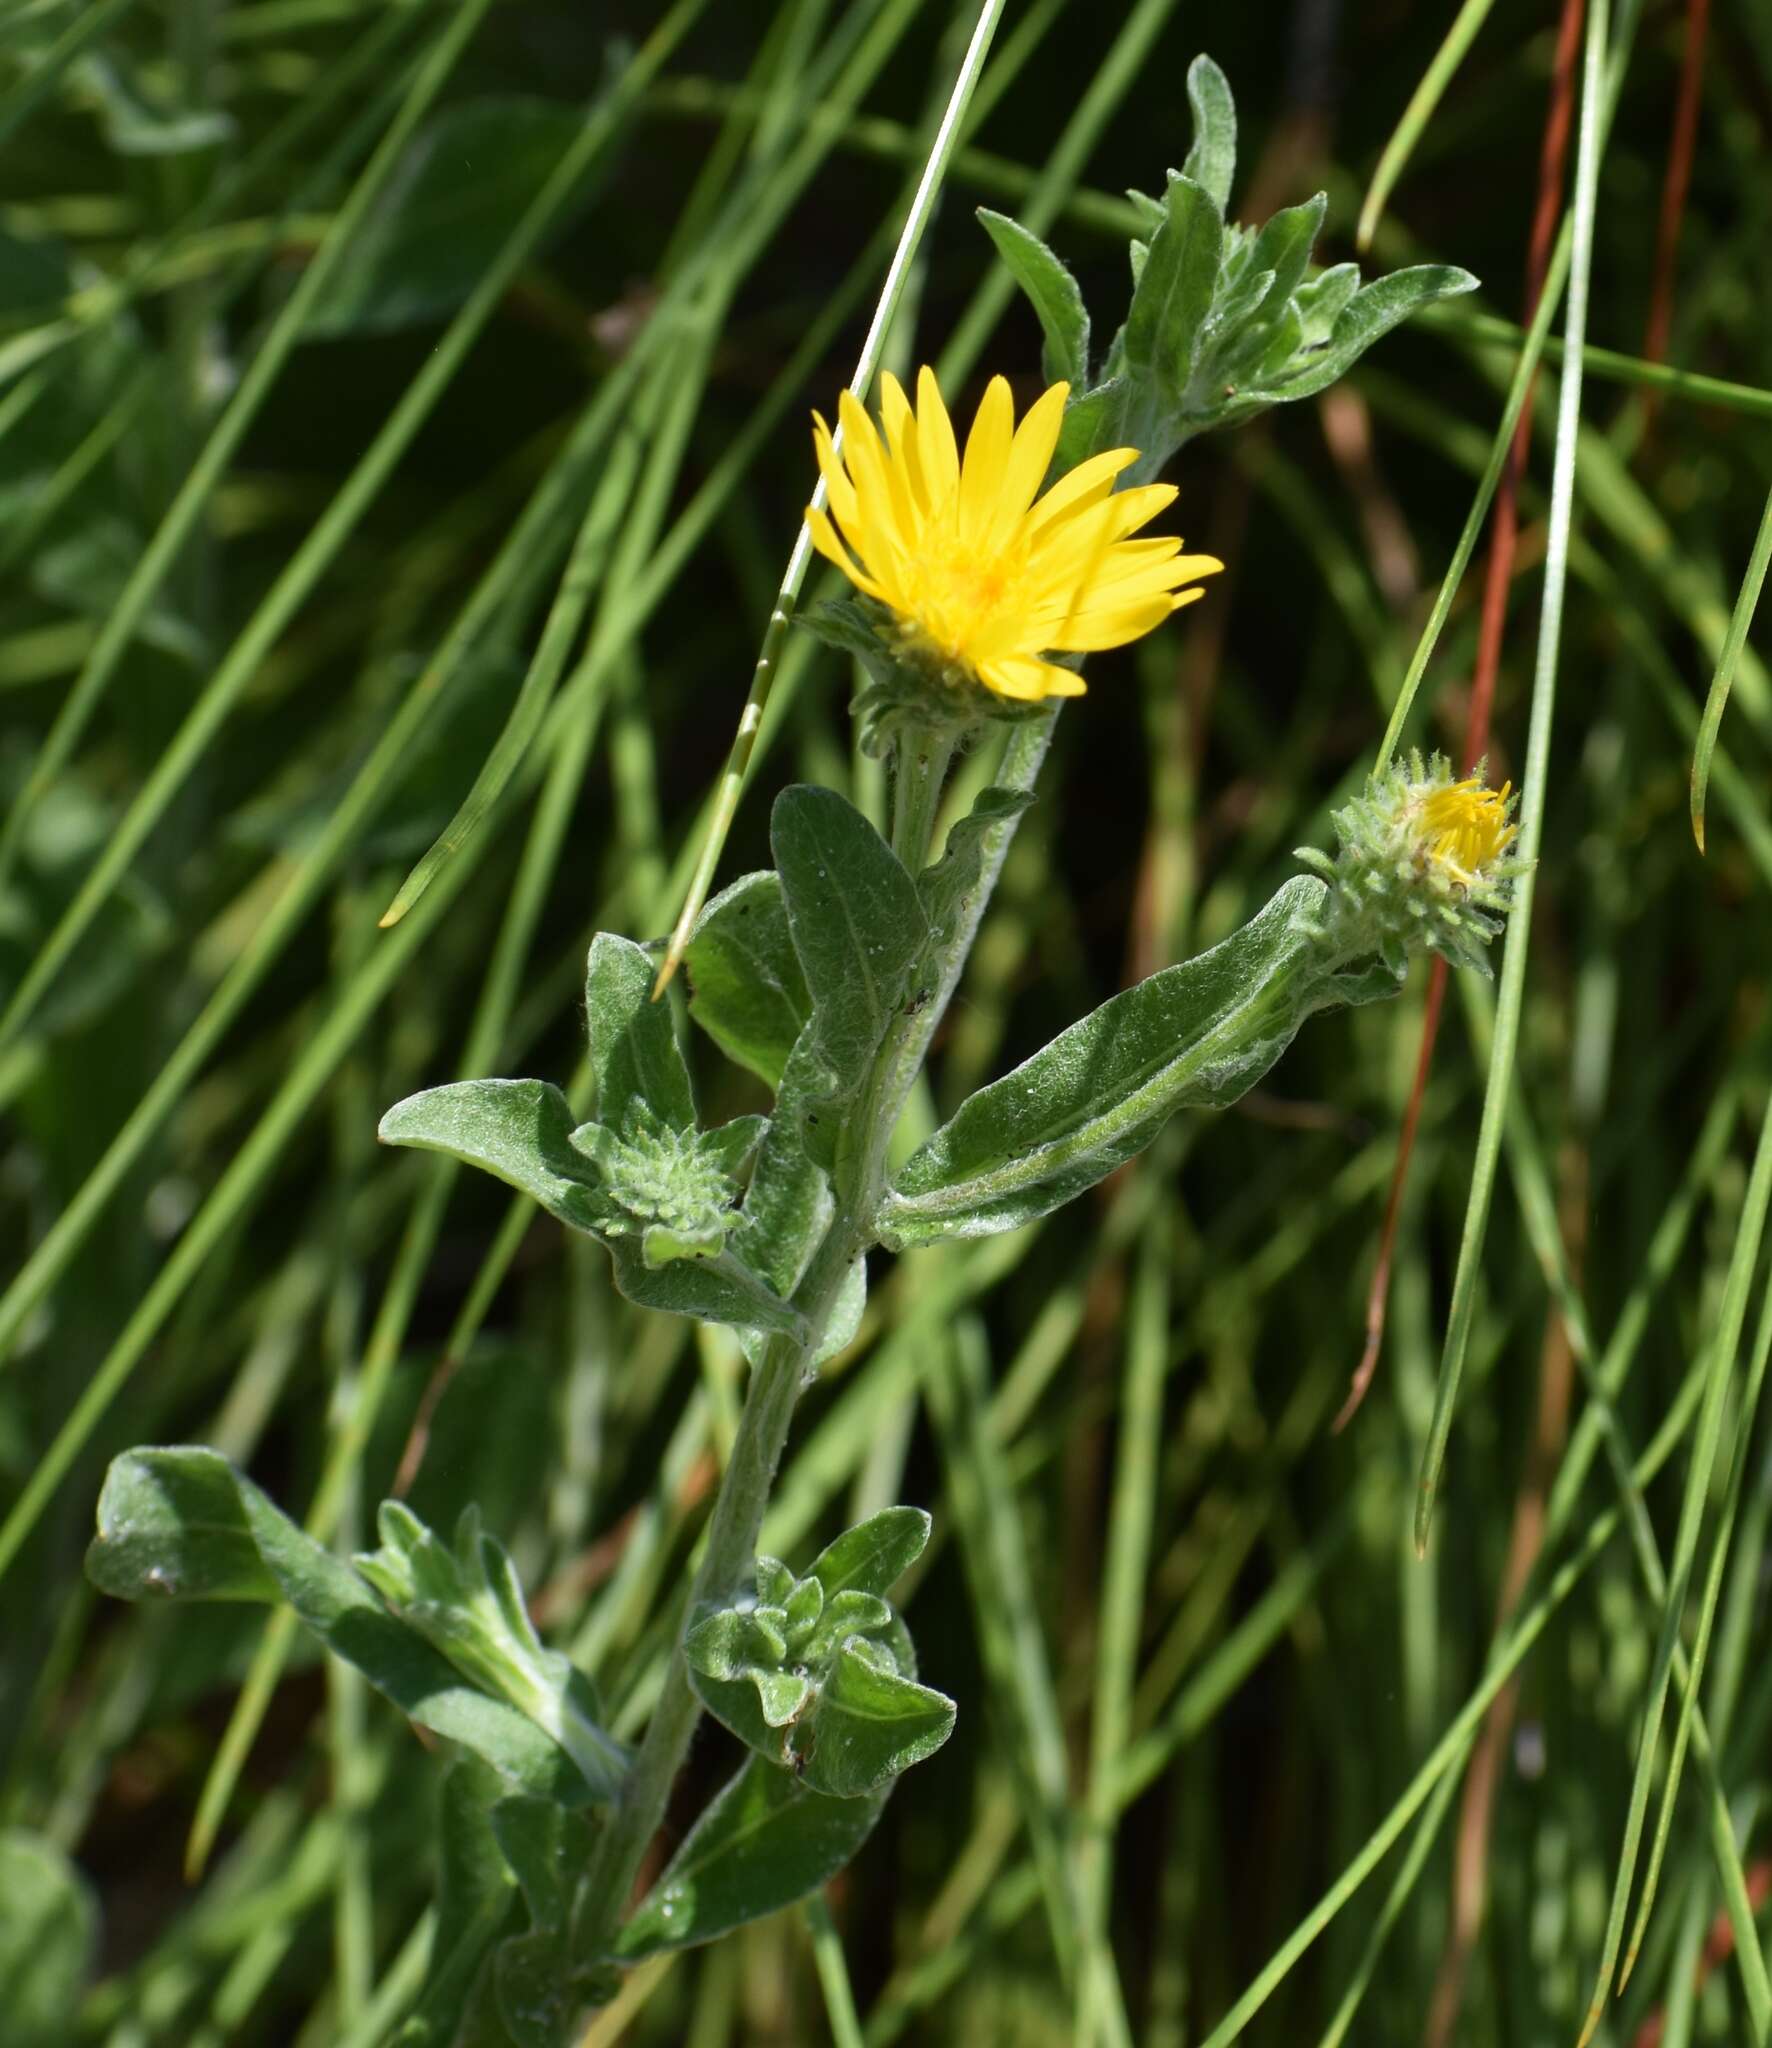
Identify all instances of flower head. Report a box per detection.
[806,367,1221,705]
[1297,752,1524,977]
[1414,776,1518,884]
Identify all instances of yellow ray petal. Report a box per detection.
[1021,445,1140,542]
[805,504,882,597]
[877,371,929,515]
[991,380,1069,537]
[980,652,1088,700]
[958,375,1015,542]
[812,412,859,531]
[915,365,959,503]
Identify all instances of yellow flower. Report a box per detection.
[806,367,1221,704]
[1415,776,1518,886]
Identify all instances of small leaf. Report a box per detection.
[698,1114,769,1180]
[615,1758,887,1959]
[585,933,695,1133]
[1123,173,1223,405]
[1292,261,1361,347]
[771,785,932,1100]
[797,1642,955,1800]
[976,210,1090,387]
[919,788,1035,951]
[1052,379,1128,475]
[88,1450,604,1804]
[377,1080,601,1234]
[395,1764,520,2048]
[606,1240,804,1337]
[685,872,810,1089]
[0,1831,97,2048]
[1245,193,1326,314]
[880,877,1341,1246]
[756,1670,814,1727]
[807,1506,931,1601]
[783,1573,824,1641]
[1181,54,1237,213]
[1261,263,1478,402]
[684,1608,789,1681]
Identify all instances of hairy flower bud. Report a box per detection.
[1297,752,1524,976]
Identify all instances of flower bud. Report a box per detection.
[1297,752,1523,976]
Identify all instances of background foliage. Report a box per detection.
[4,0,1772,2041]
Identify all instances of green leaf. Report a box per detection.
[1260,263,1477,401]
[87,1450,601,1805]
[377,1079,602,1233]
[1053,379,1128,474]
[737,1030,838,1296]
[1292,261,1361,346]
[1123,173,1224,405]
[307,100,596,337]
[606,1240,805,1337]
[684,872,810,1090]
[807,1506,931,1601]
[0,1832,97,2048]
[1180,53,1237,213]
[880,877,1340,1247]
[1245,193,1326,313]
[584,933,695,1133]
[976,210,1090,387]
[919,788,1036,952]
[395,1764,521,2048]
[771,785,932,1100]
[615,1757,887,1960]
[805,1640,955,1800]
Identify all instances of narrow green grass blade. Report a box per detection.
[0,0,142,153]
[1576,1085,1772,2045]
[1620,1207,1772,1989]
[1413,0,1609,1556]
[0,0,490,903]
[1690,480,1772,852]
[1355,0,1495,252]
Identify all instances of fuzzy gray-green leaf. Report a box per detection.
[807,1505,931,1602]
[614,1758,887,1959]
[880,878,1333,1247]
[1261,263,1477,401]
[684,871,810,1090]
[1123,173,1223,404]
[87,1450,604,1804]
[801,1640,956,1800]
[585,932,695,1132]
[377,1079,601,1234]
[771,784,932,1099]
[1180,53,1237,213]
[977,209,1090,387]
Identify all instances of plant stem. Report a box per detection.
[567,728,966,1983]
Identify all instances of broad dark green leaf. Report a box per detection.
[0,1831,97,2048]
[1261,263,1477,402]
[771,785,931,1099]
[307,100,594,337]
[976,209,1090,387]
[614,1758,888,1959]
[685,871,810,1090]
[88,1450,599,1804]
[1123,173,1223,404]
[881,878,1337,1247]
[584,932,695,1132]
[1180,53,1237,213]
[377,1079,602,1233]
[807,1506,931,1601]
[737,1030,837,1296]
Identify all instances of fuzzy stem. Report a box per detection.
[566,721,974,1986]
